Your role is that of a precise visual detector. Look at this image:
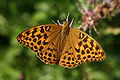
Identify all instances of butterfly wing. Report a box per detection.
[59,28,106,68]
[17,24,62,64]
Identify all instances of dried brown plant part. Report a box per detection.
[79,0,120,34]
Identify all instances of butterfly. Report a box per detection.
[16,14,106,68]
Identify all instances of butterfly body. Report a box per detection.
[61,20,70,36]
[17,16,106,68]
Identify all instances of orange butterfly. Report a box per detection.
[17,14,106,68]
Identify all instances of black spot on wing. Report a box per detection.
[67,57,71,61]
[95,45,99,51]
[43,40,49,45]
[74,47,80,53]
[87,55,91,58]
[30,43,34,46]
[31,34,35,38]
[34,45,38,49]
[83,44,88,49]
[45,26,51,32]
[83,36,88,42]
[37,34,42,39]
[32,28,37,34]
[25,30,30,35]
[37,40,41,45]
[78,41,82,46]
[40,27,44,33]
[77,55,81,60]
[39,46,44,51]
[81,50,85,55]
[33,38,37,42]
[90,40,94,47]
[79,33,85,39]
[25,37,28,40]
[86,49,90,53]
[44,34,48,39]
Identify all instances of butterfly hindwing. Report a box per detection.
[59,36,79,68]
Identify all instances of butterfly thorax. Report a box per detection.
[61,21,70,37]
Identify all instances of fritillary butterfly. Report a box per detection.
[16,14,106,68]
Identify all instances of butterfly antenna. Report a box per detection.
[57,20,62,26]
[69,18,74,28]
[66,12,70,21]
[52,20,57,24]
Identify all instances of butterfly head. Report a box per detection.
[62,13,74,28]
[62,13,74,36]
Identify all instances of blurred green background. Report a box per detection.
[0,0,120,80]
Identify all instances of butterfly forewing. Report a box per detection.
[17,24,63,64]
